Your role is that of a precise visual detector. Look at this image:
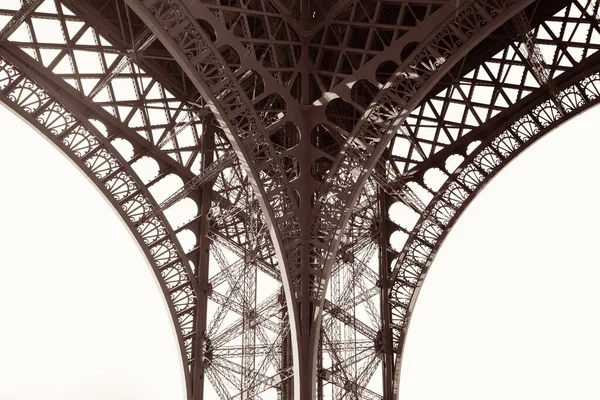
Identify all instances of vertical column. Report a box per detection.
[296,109,322,400]
[379,191,396,399]
[280,288,293,400]
[192,119,215,400]
[241,194,259,396]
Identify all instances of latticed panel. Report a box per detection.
[0,0,209,170]
[202,0,303,94]
[4,0,600,399]
[309,1,444,99]
[0,53,199,360]
[0,0,288,395]
[384,0,600,365]
[393,0,600,172]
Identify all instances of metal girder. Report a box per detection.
[8,0,600,399]
[0,0,45,41]
[122,1,539,398]
[190,119,215,400]
[0,48,200,391]
[386,0,600,388]
[139,149,236,224]
[392,53,600,379]
[0,9,277,396]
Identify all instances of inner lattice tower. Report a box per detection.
[1,0,599,398]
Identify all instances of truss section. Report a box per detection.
[308,1,444,100]
[0,0,211,171]
[202,187,288,399]
[318,180,387,399]
[201,0,303,96]
[0,52,199,385]
[381,0,600,391]
[0,1,292,396]
[123,0,304,285]
[391,0,596,174]
[8,0,600,399]
[305,12,532,395]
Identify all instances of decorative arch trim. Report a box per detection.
[391,50,600,393]
[0,56,197,393]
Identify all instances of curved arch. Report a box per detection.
[0,56,197,394]
[397,125,600,398]
[390,60,600,393]
[5,0,597,398]
[122,1,309,396]
[0,5,282,397]
[0,106,186,398]
[306,2,532,394]
[313,0,530,299]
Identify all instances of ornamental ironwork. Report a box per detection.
[1,0,598,399]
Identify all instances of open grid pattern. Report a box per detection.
[2,0,599,399]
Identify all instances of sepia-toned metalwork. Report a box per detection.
[1,0,599,398]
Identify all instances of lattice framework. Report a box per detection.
[1,0,599,399]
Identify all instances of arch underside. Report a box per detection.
[2,0,600,399]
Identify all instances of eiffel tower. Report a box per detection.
[1,0,599,398]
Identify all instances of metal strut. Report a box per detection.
[513,11,567,115]
[137,150,237,224]
[4,0,586,398]
[0,0,45,42]
[371,163,429,215]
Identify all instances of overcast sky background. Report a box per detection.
[1,101,600,399]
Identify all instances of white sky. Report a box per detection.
[1,102,600,399]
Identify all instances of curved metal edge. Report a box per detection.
[391,62,600,397]
[310,1,534,392]
[315,0,530,289]
[0,58,195,396]
[123,1,304,396]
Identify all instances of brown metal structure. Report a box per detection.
[2,0,599,398]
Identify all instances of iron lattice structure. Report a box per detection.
[2,0,600,398]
